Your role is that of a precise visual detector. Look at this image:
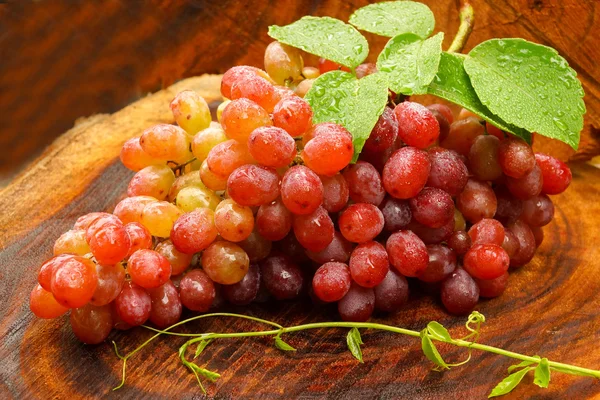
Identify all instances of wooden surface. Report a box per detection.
[1,75,600,399]
[1,0,600,184]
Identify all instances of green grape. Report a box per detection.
[176,186,221,212]
[140,201,183,238]
[170,90,212,135]
[192,126,228,162]
[264,41,304,85]
[217,100,230,123]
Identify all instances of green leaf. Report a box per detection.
[507,357,539,373]
[346,327,364,363]
[268,17,368,68]
[349,1,435,39]
[376,32,443,95]
[306,71,388,161]
[194,339,214,359]
[464,38,584,150]
[274,335,297,352]
[428,52,531,142]
[427,321,452,342]
[420,329,449,370]
[488,367,533,398]
[534,358,551,388]
[188,363,221,382]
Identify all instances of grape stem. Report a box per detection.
[112,312,600,393]
[448,1,475,53]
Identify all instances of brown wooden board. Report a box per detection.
[1,75,600,399]
[1,0,599,184]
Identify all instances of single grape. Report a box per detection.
[427,104,454,124]
[229,73,279,112]
[221,65,273,99]
[114,281,151,326]
[227,164,280,207]
[474,272,509,298]
[386,230,428,277]
[506,163,543,200]
[171,208,218,254]
[38,254,74,291]
[170,90,211,135]
[454,208,467,231]
[407,218,455,244]
[441,268,479,315]
[305,231,353,264]
[458,108,480,120]
[486,122,505,140]
[447,230,471,256]
[179,269,216,312]
[127,165,175,200]
[379,197,412,232]
[535,153,572,195]
[202,241,250,284]
[221,98,273,142]
[498,137,535,178]
[409,187,454,228]
[148,281,182,328]
[494,186,523,224]
[238,230,272,263]
[429,109,450,143]
[463,244,509,280]
[213,199,254,242]
[155,239,192,276]
[124,222,153,257]
[294,78,314,98]
[73,212,113,231]
[302,123,353,176]
[374,269,409,313]
[521,194,554,227]
[90,263,125,306]
[176,186,220,212]
[440,117,485,156]
[264,41,304,85]
[200,160,228,191]
[260,252,304,300]
[168,172,206,202]
[247,126,296,168]
[280,165,323,215]
[318,173,349,213]
[343,161,385,206]
[359,145,395,173]
[120,138,162,172]
[192,126,228,163]
[30,284,69,319]
[382,147,431,199]
[302,66,320,79]
[140,201,183,238]
[394,101,440,149]
[293,206,335,252]
[272,96,313,137]
[51,256,98,308]
[469,135,503,181]
[140,124,190,161]
[113,196,157,224]
[363,107,398,154]
[355,62,378,78]
[312,262,351,302]
[531,225,544,248]
[338,283,375,322]
[468,218,505,246]
[256,198,293,241]
[349,241,389,288]
[456,178,497,223]
[128,249,172,289]
[207,139,255,178]
[318,58,351,73]
[53,229,91,256]
[507,220,536,267]
[338,203,384,243]
[222,264,261,305]
[418,244,457,283]
[426,147,469,196]
[70,304,113,344]
[501,230,520,259]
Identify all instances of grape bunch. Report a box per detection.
[29,41,572,345]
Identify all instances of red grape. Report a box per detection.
[148,281,182,328]
[124,222,153,257]
[256,198,293,241]
[293,206,335,252]
[383,147,430,199]
[260,253,304,300]
[280,165,323,215]
[90,263,125,306]
[179,269,215,312]
[343,161,385,206]
[441,268,479,315]
[506,163,543,200]
[427,104,454,124]
[247,126,296,168]
[114,281,151,326]
[507,220,536,267]
[475,272,509,298]
[227,164,280,207]
[418,245,457,283]
[202,241,250,284]
[312,262,352,302]
[306,231,353,264]
[128,249,172,289]
[521,194,554,227]
[468,218,505,246]
[171,209,218,254]
[338,203,384,243]
[469,135,503,181]
[456,178,497,223]
[30,284,69,319]
[386,230,428,277]
[302,123,353,176]
[394,101,440,149]
[427,147,468,196]
[338,283,375,322]
[447,230,472,256]
[535,153,572,195]
[155,240,193,276]
[363,107,398,154]
[349,241,389,288]
[374,269,409,313]
[51,256,98,308]
[498,137,535,178]
[223,264,261,305]
[272,96,313,137]
[379,197,412,232]
[70,304,113,344]
[440,117,485,156]
[409,187,454,228]
[463,244,510,280]
[320,173,350,213]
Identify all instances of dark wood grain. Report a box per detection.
[1,0,599,184]
[1,75,600,399]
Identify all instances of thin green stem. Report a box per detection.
[448,1,474,53]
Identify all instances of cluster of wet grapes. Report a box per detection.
[29,41,572,344]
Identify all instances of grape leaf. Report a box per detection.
[377,32,443,95]
[428,52,531,142]
[464,38,584,150]
[488,367,533,398]
[268,17,368,68]
[534,358,551,388]
[306,71,388,162]
[194,339,214,359]
[346,327,364,363]
[274,335,297,352]
[427,321,452,342]
[420,329,449,370]
[349,1,435,39]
